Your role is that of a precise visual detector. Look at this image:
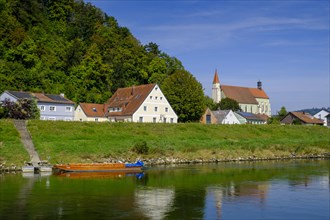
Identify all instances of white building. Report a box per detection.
[313,109,330,126]
[106,84,178,123]
[211,70,271,117]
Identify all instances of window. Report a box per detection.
[155,96,158,100]
[163,117,167,123]
[139,117,143,122]
[40,116,46,120]
[206,115,211,124]
[153,117,156,123]
[150,96,152,99]
[66,106,72,112]
[48,117,56,121]
[95,118,98,122]
[160,97,163,100]
[171,118,174,123]
[50,106,56,111]
[165,107,168,112]
[40,105,45,111]
[144,106,147,111]
[155,107,158,112]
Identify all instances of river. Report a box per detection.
[0,159,329,219]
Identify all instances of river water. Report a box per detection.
[0,159,329,220]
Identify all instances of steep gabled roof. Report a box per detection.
[106,84,156,116]
[221,85,269,105]
[290,112,324,124]
[212,110,230,123]
[249,88,269,99]
[79,103,107,117]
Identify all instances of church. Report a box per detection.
[212,70,271,117]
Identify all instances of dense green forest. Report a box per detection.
[0,0,187,104]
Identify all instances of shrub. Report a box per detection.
[132,141,149,154]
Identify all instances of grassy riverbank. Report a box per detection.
[0,120,29,165]
[0,120,329,165]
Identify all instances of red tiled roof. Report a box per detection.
[79,103,107,117]
[221,85,269,104]
[106,84,156,116]
[249,88,269,99]
[290,112,324,124]
[213,70,220,84]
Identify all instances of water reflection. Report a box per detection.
[135,188,175,220]
[0,159,329,220]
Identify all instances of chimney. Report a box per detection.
[131,85,135,96]
[257,81,262,90]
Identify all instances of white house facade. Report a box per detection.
[107,84,178,123]
[313,109,330,126]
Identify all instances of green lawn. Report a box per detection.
[25,120,330,164]
[0,120,29,165]
[1,119,329,165]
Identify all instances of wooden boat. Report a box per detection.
[56,171,144,179]
[53,160,144,173]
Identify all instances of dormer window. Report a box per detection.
[92,107,97,112]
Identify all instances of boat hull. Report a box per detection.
[53,161,144,173]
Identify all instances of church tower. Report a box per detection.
[212,69,221,103]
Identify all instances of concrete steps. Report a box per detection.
[14,120,41,167]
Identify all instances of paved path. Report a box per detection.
[14,120,41,167]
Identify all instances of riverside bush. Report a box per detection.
[132,141,149,154]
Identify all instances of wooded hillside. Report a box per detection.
[0,0,185,103]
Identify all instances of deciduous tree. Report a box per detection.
[161,70,205,122]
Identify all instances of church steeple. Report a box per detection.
[213,69,220,84]
[212,69,221,103]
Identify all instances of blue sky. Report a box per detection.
[85,0,329,114]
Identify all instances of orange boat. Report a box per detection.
[56,171,144,179]
[53,160,144,173]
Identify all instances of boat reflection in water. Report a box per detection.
[55,171,144,179]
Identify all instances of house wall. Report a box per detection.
[38,102,75,121]
[326,115,330,127]
[238,103,259,115]
[132,85,178,123]
[313,110,329,126]
[256,98,271,117]
[0,92,18,102]
[222,110,241,124]
[212,83,221,103]
[74,105,109,122]
[280,114,306,125]
[200,109,217,124]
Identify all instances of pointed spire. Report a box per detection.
[213,69,220,84]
